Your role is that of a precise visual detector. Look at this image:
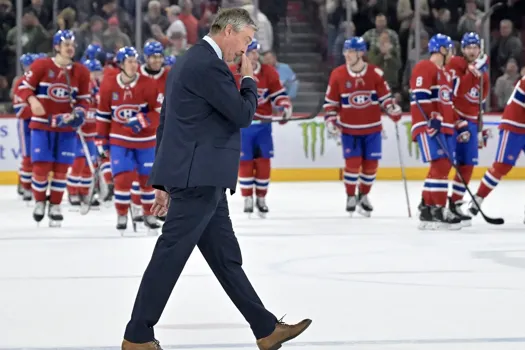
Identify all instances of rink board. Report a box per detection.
[1,113,525,184]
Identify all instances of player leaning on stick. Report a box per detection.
[469,74,525,218]
[445,32,489,226]
[323,37,401,216]
[410,34,464,230]
[17,30,90,227]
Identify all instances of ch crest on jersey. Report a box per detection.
[114,104,140,124]
[48,83,71,103]
[465,86,480,103]
[345,91,373,109]
[438,86,452,104]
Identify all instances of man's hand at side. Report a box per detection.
[151,189,169,217]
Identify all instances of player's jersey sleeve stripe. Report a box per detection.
[95,109,112,123]
[410,90,432,103]
[511,86,525,107]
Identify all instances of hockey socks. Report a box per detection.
[131,180,141,207]
[450,164,474,203]
[114,171,134,216]
[476,162,512,198]
[31,162,51,203]
[239,160,255,197]
[19,156,32,191]
[254,158,270,197]
[138,174,154,215]
[422,158,452,207]
[67,157,86,196]
[358,159,378,195]
[343,157,360,196]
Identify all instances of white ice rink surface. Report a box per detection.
[2,180,525,350]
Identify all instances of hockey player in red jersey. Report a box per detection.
[17,30,90,227]
[323,37,401,216]
[469,76,525,218]
[13,53,38,201]
[129,41,170,223]
[231,39,292,217]
[67,59,102,208]
[411,34,464,230]
[445,32,489,225]
[95,46,162,232]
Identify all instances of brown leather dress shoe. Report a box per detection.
[256,317,312,350]
[121,339,162,350]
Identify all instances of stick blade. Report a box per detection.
[483,215,504,225]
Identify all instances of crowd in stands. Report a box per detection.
[321,0,525,111]
[1,0,524,113]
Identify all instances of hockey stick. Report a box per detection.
[63,66,99,215]
[394,122,412,218]
[412,95,503,225]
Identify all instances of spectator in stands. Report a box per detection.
[494,57,521,111]
[197,9,214,39]
[262,50,299,99]
[333,21,355,66]
[27,0,51,30]
[165,31,188,57]
[259,0,288,52]
[401,18,431,67]
[362,13,400,61]
[166,5,187,47]
[102,16,131,53]
[0,74,9,102]
[74,15,105,61]
[491,19,523,78]
[397,0,430,35]
[97,0,132,38]
[0,0,15,91]
[143,0,170,42]
[241,0,273,51]
[6,8,49,56]
[432,8,457,40]
[57,7,77,31]
[179,0,198,46]
[368,31,402,92]
[457,0,484,37]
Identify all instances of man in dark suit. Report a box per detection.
[122,8,311,350]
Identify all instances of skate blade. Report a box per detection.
[49,220,62,228]
[357,207,372,217]
[418,221,437,230]
[257,212,267,219]
[434,222,462,231]
[461,219,472,227]
[69,206,80,212]
[146,228,159,236]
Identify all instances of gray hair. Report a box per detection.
[209,8,258,35]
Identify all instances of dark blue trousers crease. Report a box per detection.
[124,186,277,343]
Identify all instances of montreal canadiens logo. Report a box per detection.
[257,88,268,103]
[465,87,479,103]
[48,83,71,103]
[347,91,373,108]
[439,86,452,103]
[114,104,140,124]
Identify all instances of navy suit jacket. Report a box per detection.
[148,39,258,193]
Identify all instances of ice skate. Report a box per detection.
[102,183,114,203]
[33,201,46,224]
[468,195,484,216]
[17,183,23,196]
[116,215,127,234]
[448,197,471,227]
[256,196,268,218]
[431,206,462,230]
[48,204,63,228]
[357,193,373,217]
[418,204,435,230]
[131,203,144,223]
[244,196,254,217]
[68,194,81,211]
[346,195,357,216]
[144,215,160,236]
[80,194,101,213]
[22,189,32,204]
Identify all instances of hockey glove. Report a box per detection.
[325,115,341,138]
[426,112,443,137]
[477,129,491,149]
[95,138,110,159]
[51,107,85,129]
[126,113,150,134]
[386,103,402,122]
[278,105,293,125]
[455,119,470,143]
[474,53,489,74]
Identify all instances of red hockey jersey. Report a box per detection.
[12,75,32,120]
[323,63,393,135]
[139,65,169,102]
[500,76,525,134]
[81,78,100,141]
[17,57,91,132]
[96,73,161,149]
[410,59,455,140]
[447,56,489,122]
[230,63,290,121]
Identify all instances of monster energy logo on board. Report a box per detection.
[402,120,420,160]
[300,121,326,161]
